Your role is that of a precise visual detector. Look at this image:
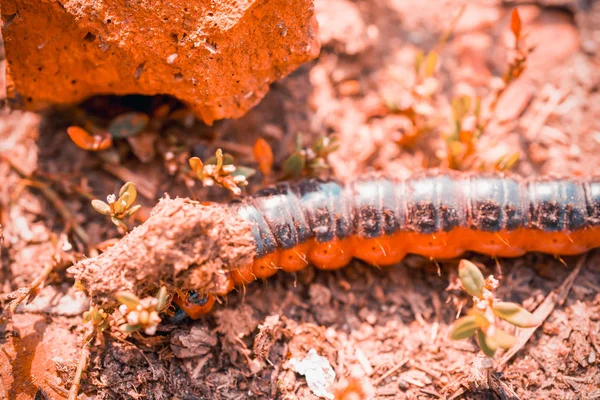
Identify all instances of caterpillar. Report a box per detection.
[174,171,600,318]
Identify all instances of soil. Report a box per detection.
[2,0,600,399]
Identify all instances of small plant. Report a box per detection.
[384,49,440,148]
[91,181,142,230]
[444,95,483,170]
[490,152,520,172]
[66,112,150,151]
[116,286,169,336]
[82,306,110,333]
[253,138,274,177]
[282,134,339,178]
[449,259,540,357]
[67,126,113,151]
[189,149,256,196]
[384,6,466,148]
[488,8,535,117]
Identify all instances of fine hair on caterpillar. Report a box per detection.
[173,170,600,318]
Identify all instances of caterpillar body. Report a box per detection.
[174,171,600,318]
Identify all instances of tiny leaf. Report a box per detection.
[111,216,128,230]
[282,152,306,177]
[116,291,140,309]
[477,328,497,357]
[253,138,274,175]
[113,193,128,215]
[510,9,521,42]
[119,182,138,206]
[67,126,112,151]
[424,51,438,77]
[189,157,204,177]
[468,309,492,331]
[492,302,540,328]
[414,49,425,76]
[450,315,478,340]
[67,126,95,149]
[156,286,168,312]
[121,323,142,333]
[205,152,234,166]
[107,112,150,139]
[91,199,111,216]
[458,259,485,298]
[232,166,256,180]
[295,134,304,151]
[125,204,142,218]
[215,148,224,170]
[490,327,517,349]
[82,311,92,324]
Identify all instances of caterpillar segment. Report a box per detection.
[175,172,600,318]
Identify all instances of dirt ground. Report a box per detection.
[2,0,600,399]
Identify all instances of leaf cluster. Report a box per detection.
[82,306,110,333]
[449,260,541,357]
[282,134,340,178]
[189,149,256,196]
[116,286,169,336]
[66,112,150,152]
[91,181,141,230]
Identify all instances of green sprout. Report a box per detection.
[116,286,169,336]
[282,134,340,178]
[450,259,541,357]
[82,306,110,333]
[189,149,256,196]
[91,181,141,230]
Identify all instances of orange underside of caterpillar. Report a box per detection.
[174,226,600,318]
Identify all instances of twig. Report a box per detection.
[408,360,442,379]
[33,181,90,245]
[498,254,586,367]
[447,386,466,400]
[0,155,90,245]
[1,261,56,323]
[490,373,520,400]
[68,327,96,400]
[101,163,157,200]
[373,357,409,386]
[355,348,374,376]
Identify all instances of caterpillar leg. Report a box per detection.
[173,292,215,319]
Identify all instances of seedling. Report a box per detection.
[282,134,339,178]
[67,126,113,151]
[488,8,535,117]
[82,306,110,333]
[253,138,274,177]
[385,6,466,148]
[189,149,256,196]
[91,181,142,230]
[449,259,541,357]
[116,286,169,336]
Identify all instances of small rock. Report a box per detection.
[315,0,370,55]
[2,0,320,124]
[290,348,336,400]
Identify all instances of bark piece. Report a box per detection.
[68,198,255,307]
